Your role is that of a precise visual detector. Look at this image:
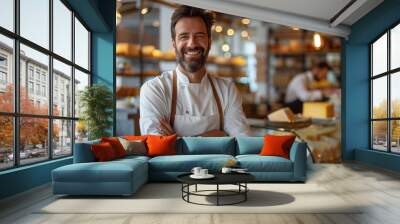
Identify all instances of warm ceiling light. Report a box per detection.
[227,28,235,36]
[215,25,223,33]
[116,11,122,26]
[241,30,249,38]
[241,18,250,25]
[141,7,149,15]
[292,27,299,31]
[313,33,322,49]
[222,44,230,52]
[152,20,160,27]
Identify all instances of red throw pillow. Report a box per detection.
[91,142,117,161]
[101,137,127,158]
[146,134,177,157]
[260,134,296,159]
[124,135,148,142]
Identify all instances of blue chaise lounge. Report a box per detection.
[52,137,307,196]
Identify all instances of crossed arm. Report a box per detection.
[139,81,227,137]
[158,117,227,137]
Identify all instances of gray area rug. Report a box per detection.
[38,183,361,214]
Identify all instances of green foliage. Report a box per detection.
[79,84,113,140]
[372,99,400,139]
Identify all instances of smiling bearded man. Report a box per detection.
[176,33,208,73]
[139,5,250,137]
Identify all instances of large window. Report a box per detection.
[370,22,400,153]
[0,0,91,171]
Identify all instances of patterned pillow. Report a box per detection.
[91,142,118,161]
[118,137,147,156]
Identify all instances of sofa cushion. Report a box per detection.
[147,134,177,157]
[53,158,147,183]
[73,139,100,163]
[115,155,150,164]
[178,137,235,155]
[118,137,147,156]
[260,135,296,159]
[123,135,148,142]
[236,137,263,155]
[148,154,235,172]
[236,155,293,172]
[91,142,118,161]
[101,137,127,158]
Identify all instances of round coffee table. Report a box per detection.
[177,173,255,206]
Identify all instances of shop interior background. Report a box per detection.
[115,0,343,163]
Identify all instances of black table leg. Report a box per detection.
[181,183,183,199]
[245,183,247,201]
[216,184,219,206]
[187,184,190,202]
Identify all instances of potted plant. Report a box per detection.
[79,84,113,140]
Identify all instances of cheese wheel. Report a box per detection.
[267,107,295,122]
[303,102,334,118]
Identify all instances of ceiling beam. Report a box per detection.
[167,0,351,38]
[330,0,368,27]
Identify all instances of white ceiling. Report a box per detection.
[167,0,384,38]
[223,0,352,23]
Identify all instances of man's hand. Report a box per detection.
[198,130,227,137]
[158,117,175,135]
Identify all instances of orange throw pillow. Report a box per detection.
[260,134,296,159]
[91,142,117,161]
[146,134,177,157]
[124,135,148,142]
[101,137,126,158]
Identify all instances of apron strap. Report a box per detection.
[169,70,224,131]
[169,70,177,127]
[207,75,224,131]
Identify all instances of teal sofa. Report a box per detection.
[52,137,307,196]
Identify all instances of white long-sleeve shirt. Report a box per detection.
[139,68,250,136]
[285,71,323,103]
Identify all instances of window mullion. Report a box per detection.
[13,0,20,167]
[71,11,76,155]
[370,45,373,149]
[388,30,391,152]
[49,0,54,160]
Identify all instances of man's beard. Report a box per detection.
[176,47,208,73]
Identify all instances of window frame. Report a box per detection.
[0,53,8,89]
[370,20,400,154]
[0,71,7,86]
[0,0,92,171]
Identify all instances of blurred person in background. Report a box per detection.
[284,61,337,113]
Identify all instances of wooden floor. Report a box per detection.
[1,162,400,224]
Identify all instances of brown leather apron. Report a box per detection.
[169,70,224,131]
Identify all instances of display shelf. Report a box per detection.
[269,49,341,56]
[116,70,159,77]
[267,28,341,95]
[117,71,246,79]
[116,52,176,62]
[116,86,140,98]
[116,43,246,68]
[117,67,246,79]
[117,52,246,68]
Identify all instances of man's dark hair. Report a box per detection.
[170,5,215,40]
[313,61,331,70]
